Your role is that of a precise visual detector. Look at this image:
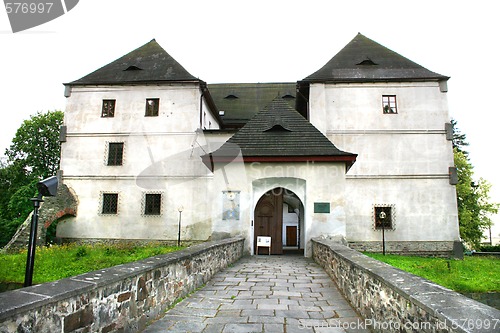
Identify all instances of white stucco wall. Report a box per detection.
[308,81,460,245]
[209,162,348,256]
[309,82,450,134]
[344,178,459,242]
[58,83,223,242]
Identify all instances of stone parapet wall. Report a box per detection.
[0,237,245,333]
[348,240,457,257]
[312,238,500,333]
[59,238,204,248]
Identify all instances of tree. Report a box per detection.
[5,110,63,179]
[0,110,63,247]
[450,118,469,155]
[452,120,499,249]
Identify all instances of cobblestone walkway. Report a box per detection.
[142,255,371,333]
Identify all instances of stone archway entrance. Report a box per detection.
[254,187,303,255]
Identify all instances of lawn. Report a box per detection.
[0,243,184,286]
[364,253,500,293]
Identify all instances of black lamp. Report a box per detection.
[24,176,58,287]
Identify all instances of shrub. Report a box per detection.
[479,244,500,252]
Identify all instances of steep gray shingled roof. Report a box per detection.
[68,39,199,85]
[208,83,296,127]
[202,98,356,171]
[304,33,449,83]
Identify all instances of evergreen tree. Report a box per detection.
[452,120,498,249]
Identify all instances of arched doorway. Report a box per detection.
[254,187,303,255]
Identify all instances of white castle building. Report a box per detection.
[58,33,460,256]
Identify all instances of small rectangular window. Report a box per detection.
[102,99,116,117]
[382,95,397,114]
[145,98,160,117]
[144,193,162,215]
[107,142,124,166]
[102,193,118,214]
[374,206,393,229]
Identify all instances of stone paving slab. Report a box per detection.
[141,255,372,333]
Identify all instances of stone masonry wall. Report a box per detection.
[312,238,500,333]
[0,237,245,333]
[2,183,78,253]
[348,241,457,258]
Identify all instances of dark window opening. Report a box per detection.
[124,65,142,71]
[374,206,393,229]
[102,99,116,117]
[357,58,378,66]
[382,95,397,114]
[264,124,291,132]
[102,193,118,214]
[145,193,162,215]
[281,94,295,100]
[145,98,160,117]
[107,142,124,166]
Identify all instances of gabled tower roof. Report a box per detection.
[303,33,449,83]
[202,97,356,171]
[68,39,199,85]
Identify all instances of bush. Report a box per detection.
[479,244,500,252]
[0,217,24,247]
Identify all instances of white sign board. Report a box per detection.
[257,236,271,247]
[256,236,271,255]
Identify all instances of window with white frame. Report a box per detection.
[102,99,116,117]
[145,98,160,117]
[382,95,397,114]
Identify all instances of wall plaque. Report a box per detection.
[222,191,240,220]
[314,202,330,213]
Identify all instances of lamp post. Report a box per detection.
[379,211,387,256]
[177,206,183,247]
[24,176,58,287]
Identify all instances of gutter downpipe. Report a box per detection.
[199,85,206,129]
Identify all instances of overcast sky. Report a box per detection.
[1,0,498,240]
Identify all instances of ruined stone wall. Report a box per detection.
[2,183,77,253]
[0,237,245,333]
[312,238,500,333]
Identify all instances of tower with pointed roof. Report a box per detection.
[56,34,459,257]
[298,33,459,254]
[58,39,222,242]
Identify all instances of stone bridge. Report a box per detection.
[0,237,498,333]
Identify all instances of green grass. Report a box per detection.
[364,253,500,293]
[0,243,184,285]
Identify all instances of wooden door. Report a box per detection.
[254,188,283,254]
[286,226,297,246]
